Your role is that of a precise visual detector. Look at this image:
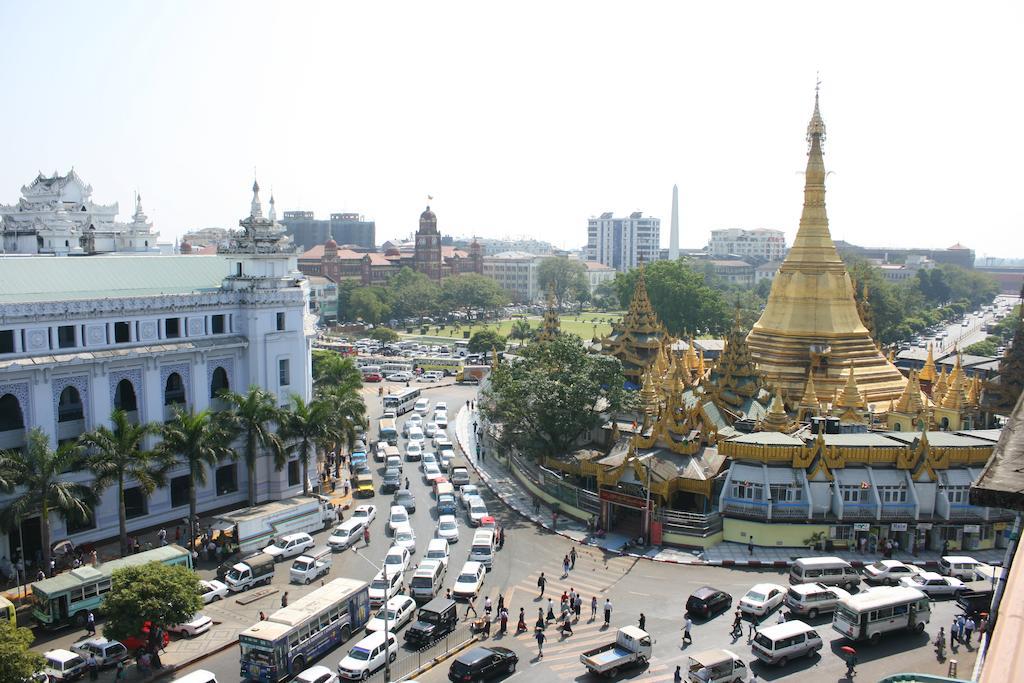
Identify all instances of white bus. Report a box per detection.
[832,586,930,643]
[415,356,464,376]
[382,362,414,375]
[382,388,421,416]
[239,578,370,682]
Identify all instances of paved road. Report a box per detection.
[170,380,982,683]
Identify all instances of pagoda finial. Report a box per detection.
[836,363,865,410]
[895,370,926,415]
[250,178,263,218]
[268,191,277,222]
[762,388,790,432]
[800,371,820,412]
[919,344,937,383]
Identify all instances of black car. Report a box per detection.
[686,586,732,619]
[448,646,517,681]
[406,597,459,647]
[382,469,402,494]
[394,490,416,513]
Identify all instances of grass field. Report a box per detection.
[397,311,624,343]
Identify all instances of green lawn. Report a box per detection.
[397,311,623,343]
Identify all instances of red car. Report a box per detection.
[364,373,383,382]
[121,622,169,654]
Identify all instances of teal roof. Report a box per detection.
[0,255,228,303]
[32,544,191,596]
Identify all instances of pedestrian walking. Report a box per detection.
[466,597,478,619]
[537,572,546,597]
[547,599,555,622]
[777,611,786,624]
[591,595,598,621]
[535,629,545,658]
[446,589,452,600]
[484,596,493,617]
[639,613,646,631]
[87,654,99,681]
[964,616,976,645]
[157,528,167,546]
[951,618,960,648]
[604,598,612,626]
[748,618,757,641]
[497,594,505,614]
[405,477,410,489]
[574,593,582,621]
[281,592,289,608]
[517,607,527,633]
[979,615,989,642]
[731,610,743,638]
[570,546,577,569]
[259,611,266,621]
[674,665,682,682]
[86,610,96,635]
[363,527,371,546]
[845,654,857,677]
[499,608,508,633]
[562,554,570,577]
[683,617,693,644]
[115,661,126,681]
[748,537,754,555]
[956,614,966,641]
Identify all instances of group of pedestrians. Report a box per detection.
[949,612,986,649]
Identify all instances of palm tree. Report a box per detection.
[220,386,287,507]
[80,410,174,557]
[0,428,97,570]
[317,385,368,477]
[279,395,338,496]
[157,408,234,551]
[313,353,364,395]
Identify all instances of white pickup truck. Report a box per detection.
[580,626,654,677]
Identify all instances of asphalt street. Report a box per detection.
[173,380,982,683]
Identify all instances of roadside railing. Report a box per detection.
[365,622,478,683]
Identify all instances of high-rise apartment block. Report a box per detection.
[708,228,786,262]
[586,211,661,272]
[280,210,376,251]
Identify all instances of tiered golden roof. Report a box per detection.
[919,345,937,384]
[895,370,927,415]
[833,364,867,424]
[745,90,908,406]
[537,283,561,343]
[933,366,949,405]
[601,268,670,384]
[706,311,768,415]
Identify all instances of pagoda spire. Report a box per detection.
[836,364,865,410]
[933,366,949,405]
[600,266,669,385]
[919,344,937,384]
[268,191,277,222]
[761,388,791,432]
[895,370,926,415]
[250,178,263,218]
[799,371,821,418]
[942,355,969,410]
[537,282,561,342]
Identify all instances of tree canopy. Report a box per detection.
[482,334,633,459]
[0,619,44,682]
[468,329,507,354]
[347,287,390,324]
[441,274,508,317]
[612,260,732,336]
[385,268,442,319]
[369,326,400,343]
[537,258,589,310]
[102,562,203,642]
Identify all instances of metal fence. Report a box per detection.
[365,622,478,683]
[509,452,601,515]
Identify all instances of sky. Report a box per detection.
[1,1,1021,256]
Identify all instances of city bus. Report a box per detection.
[31,544,193,629]
[414,357,464,376]
[382,388,421,416]
[239,577,370,682]
[313,340,357,357]
[378,418,398,445]
[381,362,414,376]
[832,585,930,643]
[0,595,15,625]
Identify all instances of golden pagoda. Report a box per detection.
[601,268,670,385]
[886,370,929,431]
[761,388,791,432]
[933,366,949,406]
[746,88,907,406]
[797,371,822,420]
[919,344,937,385]
[833,364,867,425]
[537,283,561,343]
[705,310,769,417]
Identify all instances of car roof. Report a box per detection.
[917,571,944,580]
[457,646,500,665]
[439,514,457,522]
[748,583,783,592]
[692,586,722,598]
[460,561,483,573]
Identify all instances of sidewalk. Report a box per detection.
[454,406,1006,570]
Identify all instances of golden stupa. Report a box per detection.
[746,89,907,407]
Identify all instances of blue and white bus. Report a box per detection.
[382,387,421,416]
[239,578,370,682]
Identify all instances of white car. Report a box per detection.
[263,532,315,561]
[421,452,438,470]
[900,572,967,597]
[435,401,448,412]
[198,579,228,604]
[437,515,460,543]
[351,505,377,526]
[407,427,425,446]
[368,567,404,607]
[438,450,454,471]
[434,413,449,430]
[383,545,412,575]
[466,495,488,526]
[433,433,452,448]
[168,613,213,638]
[294,665,339,683]
[424,422,439,438]
[452,561,485,600]
[459,485,480,508]
[328,520,365,550]
[864,560,924,585]
[388,505,411,534]
[69,638,128,668]
[423,461,442,482]
[337,631,399,680]
[450,467,471,487]
[739,583,787,616]
[405,442,423,461]
[385,372,413,382]
[424,538,451,569]
[365,595,417,634]
[394,527,417,554]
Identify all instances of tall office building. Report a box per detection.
[280,210,376,251]
[586,211,661,272]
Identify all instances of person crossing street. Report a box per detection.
[570,546,577,569]
[603,598,612,626]
[537,572,546,597]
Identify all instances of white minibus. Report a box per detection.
[832,586,930,643]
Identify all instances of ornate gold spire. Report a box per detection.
[919,344,937,384]
[639,365,660,424]
[685,338,699,374]
[537,282,561,343]
[698,349,707,377]
[705,311,767,414]
[942,355,969,410]
[836,364,865,410]
[895,370,926,415]
[762,388,791,432]
[746,87,907,406]
[799,371,821,417]
[601,267,669,384]
[933,366,949,405]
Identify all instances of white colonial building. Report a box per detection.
[1,169,159,255]
[0,181,313,560]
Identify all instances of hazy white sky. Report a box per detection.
[1,2,1021,256]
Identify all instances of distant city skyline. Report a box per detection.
[0,2,1020,256]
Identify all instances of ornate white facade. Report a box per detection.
[0,169,158,255]
[0,181,314,559]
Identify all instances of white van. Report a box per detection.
[938,555,981,581]
[328,519,365,550]
[44,649,86,682]
[409,558,446,603]
[264,532,315,561]
[784,583,850,619]
[751,620,823,666]
[789,557,861,591]
[424,538,451,569]
[173,671,219,683]
[468,529,496,569]
[290,546,332,584]
[414,398,430,415]
[337,630,399,680]
[832,585,930,643]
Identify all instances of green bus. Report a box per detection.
[31,544,193,629]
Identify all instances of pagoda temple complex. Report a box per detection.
[537,284,561,343]
[746,90,908,408]
[601,269,670,386]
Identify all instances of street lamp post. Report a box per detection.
[351,545,393,681]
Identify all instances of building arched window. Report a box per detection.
[114,379,138,412]
[58,386,84,422]
[892,422,902,431]
[940,416,950,430]
[210,367,229,398]
[0,393,24,431]
[164,373,186,406]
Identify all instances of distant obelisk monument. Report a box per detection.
[668,184,679,260]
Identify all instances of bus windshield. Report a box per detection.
[240,637,276,666]
[835,605,860,624]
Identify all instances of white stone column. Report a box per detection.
[192,352,210,413]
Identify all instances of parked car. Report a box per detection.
[69,638,128,668]
[447,646,518,681]
[863,560,923,585]
[198,579,228,604]
[167,613,213,638]
[899,571,967,597]
[686,586,732,619]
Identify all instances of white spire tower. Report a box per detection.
[268,191,277,222]
[668,184,679,260]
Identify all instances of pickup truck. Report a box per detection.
[580,626,654,677]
